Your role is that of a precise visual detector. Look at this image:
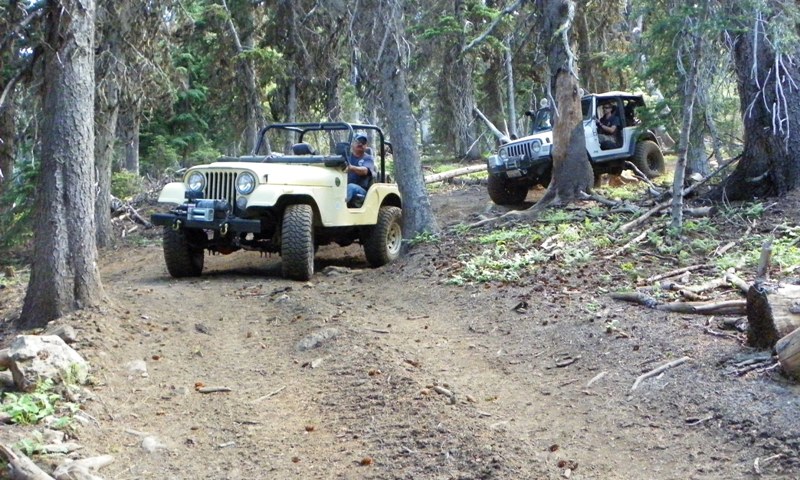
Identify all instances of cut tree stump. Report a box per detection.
[746,284,800,349]
[775,328,800,380]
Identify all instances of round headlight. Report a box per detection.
[531,141,542,154]
[499,149,509,160]
[187,172,205,192]
[236,171,256,195]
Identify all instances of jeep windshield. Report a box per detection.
[251,122,386,159]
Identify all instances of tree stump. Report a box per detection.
[776,328,800,380]
[746,284,800,349]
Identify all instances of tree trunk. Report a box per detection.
[670,31,701,232]
[120,106,140,174]
[540,0,592,206]
[94,84,118,248]
[440,44,479,160]
[746,284,800,349]
[715,7,800,200]
[0,98,14,199]
[504,43,518,139]
[686,110,708,177]
[361,0,438,236]
[436,0,479,161]
[776,327,800,380]
[94,4,123,248]
[20,0,105,329]
[223,0,266,153]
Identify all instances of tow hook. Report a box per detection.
[220,223,229,236]
[172,219,182,231]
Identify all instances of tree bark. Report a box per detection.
[437,0,479,161]
[0,96,14,199]
[119,105,140,174]
[222,0,267,153]
[670,30,701,232]
[746,284,800,349]
[359,0,438,236]
[714,5,800,200]
[539,0,592,207]
[504,42,518,139]
[94,2,125,248]
[20,0,105,328]
[776,327,800,380]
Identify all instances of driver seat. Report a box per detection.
[292,142,316,155]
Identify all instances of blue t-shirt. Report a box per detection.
[347,154,377,189]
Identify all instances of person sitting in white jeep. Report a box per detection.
[346,133,377,207]
[597,103,622,150]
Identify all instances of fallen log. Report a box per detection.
[0,444,55,480]
[611,291,745,315]
[747,284,800,349]
[424,164,486,184]
[775,328,800,380]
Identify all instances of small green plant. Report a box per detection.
[619,262,639,280]
[111,171,144,200]
[448,245,548,284]
[539,210,574,223]
[598,183,643,201]
[476,225,541,245]
[15,432,43,457]
[408,231,440,246]
[1,379,76,426]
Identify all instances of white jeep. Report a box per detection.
[151,122,403,280]
[486,92,666,205]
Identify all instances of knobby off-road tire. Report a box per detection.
[281,204,315,281]
[163,227,204,277]
[632,140,665,179]
[487,174,528,205]
[364,206,403,267]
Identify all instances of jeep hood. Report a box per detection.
[196,161,339,187]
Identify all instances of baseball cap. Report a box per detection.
[354,134,368,144]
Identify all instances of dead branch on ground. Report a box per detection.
[0,443,55,480]
[611,291,746,315]
[630,356,691,391]
[619,155,739,234]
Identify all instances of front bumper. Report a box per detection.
[151,213,262,233]
[487,154,551,177]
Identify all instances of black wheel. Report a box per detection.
[364,206,403,267]
[281,204,314,281]
[163,227,204,277]
[487,175,528,205]
[632,140,665,178]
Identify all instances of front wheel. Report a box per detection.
[281,204,315,281]
[163,227,204,277]
[363,206,403,267]
[632,140,665,179]
[487,175,528,205]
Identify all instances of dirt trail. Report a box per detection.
[2,184,800,479]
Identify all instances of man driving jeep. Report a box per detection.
[345,133,377,206]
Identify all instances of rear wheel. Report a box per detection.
[364,206,403,267]
[632,140,665,178]
[163,227,204,277]
[487,175,528,205]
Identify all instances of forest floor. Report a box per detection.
[1,177,800,479]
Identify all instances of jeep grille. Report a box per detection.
[502,141,539,159]
[202,170,237,203]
